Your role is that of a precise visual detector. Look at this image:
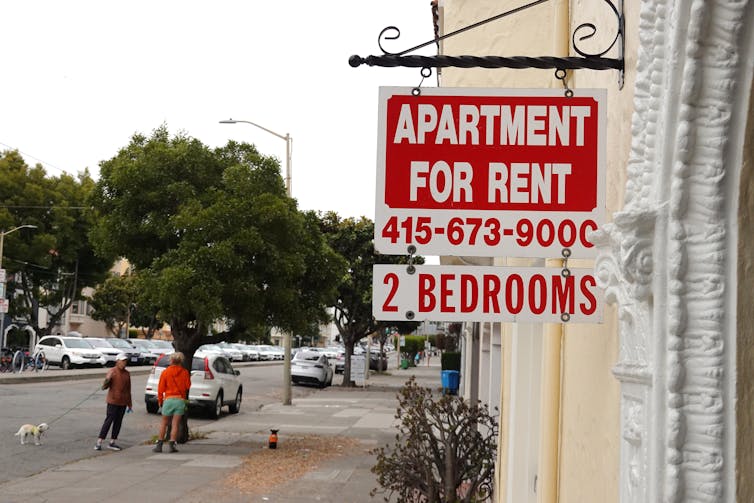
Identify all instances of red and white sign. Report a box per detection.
[375,87,606,258]
[0,298,8,314]
[373,264,603,323]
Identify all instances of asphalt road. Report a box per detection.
[0,362,317,485]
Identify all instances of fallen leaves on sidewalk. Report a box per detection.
[224,434,362,495]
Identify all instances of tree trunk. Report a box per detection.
[342,338,355,387]
[170,319,202,370]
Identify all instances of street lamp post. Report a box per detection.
[0,225,38,349]
[219,119,292,197]
[220,118,293,405]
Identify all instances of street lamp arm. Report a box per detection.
[219,119,288,142]
[219,118,292,198]
[1,224,38,237]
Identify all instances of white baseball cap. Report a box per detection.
[115,354,129,361]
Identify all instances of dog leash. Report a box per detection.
[46,384,103,426]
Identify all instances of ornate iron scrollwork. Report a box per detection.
[349,0,625,89]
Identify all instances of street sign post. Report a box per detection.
[373,264,603,323]
[374,87,606,258]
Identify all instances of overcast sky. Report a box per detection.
[0,0,437,221]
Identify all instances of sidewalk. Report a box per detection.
[1,360,443,503]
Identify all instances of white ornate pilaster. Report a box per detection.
[596,1,753,502]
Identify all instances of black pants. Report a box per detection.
[98,403,127,440]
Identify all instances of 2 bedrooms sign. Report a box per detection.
[373,265,603,323]
[374,87,606,258]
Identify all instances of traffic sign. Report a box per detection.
[374,87,606,258]
[0,299,8,314]
[373,264,603,323]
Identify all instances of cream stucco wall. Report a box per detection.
[437,1,635,501]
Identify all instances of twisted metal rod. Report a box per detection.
[349,54,622,71]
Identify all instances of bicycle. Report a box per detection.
[11,349,48,373]
[23,350,48,372]
[11,350,25,372]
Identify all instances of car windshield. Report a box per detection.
[151,340,173,348]
[107,339,131,349]
[66,339,94,349]
[294,352,321,362]
[87,339,112,348]
[131,340,149,348]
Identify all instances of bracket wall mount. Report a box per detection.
[349,0,625,89]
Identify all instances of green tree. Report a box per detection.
[89,126,344,362]
[319,212,422,386]
[0,150,114,338]
[87,272,138,337]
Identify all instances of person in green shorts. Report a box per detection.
[153,351,191,453]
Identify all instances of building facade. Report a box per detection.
[432,1,753,501]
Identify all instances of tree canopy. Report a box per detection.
[88,126,345,359]
[318,212,422,385]
[0,150,113,339]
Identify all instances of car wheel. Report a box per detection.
[146,401,159,414]
[61,356,71,370]
[209,391,223,419]
[228,389,242,414]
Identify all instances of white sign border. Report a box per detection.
[374,86,607,259]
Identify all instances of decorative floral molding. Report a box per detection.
[598,0,751,501]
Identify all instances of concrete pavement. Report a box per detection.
[0,358,444,502]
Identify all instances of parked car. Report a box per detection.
[102,337,143,365]
[229,343,259,361]
[263,345,284,360]
[84,337,124,366]
[147,339,175,358]
[322,346,341,359]
[249,345,277,361]
[215,342,244,361]
[144,353,242,419]
[195,344,228,359]
[291,350,333,388]
[369,350,389,371]
[127,338,158,365]
[34,335,106,370]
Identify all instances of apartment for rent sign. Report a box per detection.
[375,87,606,258]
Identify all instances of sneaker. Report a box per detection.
[93,444,102,451]
[167,442,178,453]
[107,443,122,451]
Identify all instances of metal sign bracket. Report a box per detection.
[349,0,625,90]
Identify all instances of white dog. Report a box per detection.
[14,423,49,445]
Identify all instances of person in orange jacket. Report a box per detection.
[153,351,191,453]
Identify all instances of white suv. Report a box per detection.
[144,354,242,419]
[34,335,106,369]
